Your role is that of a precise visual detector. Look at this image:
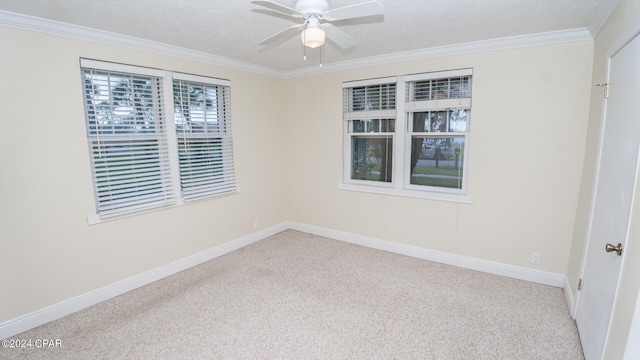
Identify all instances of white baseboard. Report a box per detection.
[287,221,565,288]
[2,221,566,339]
[0,223,288,340]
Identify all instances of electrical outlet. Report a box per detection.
[531,252,541,265]
[253,220,260,229]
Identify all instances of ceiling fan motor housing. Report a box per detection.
[295,0,329,16]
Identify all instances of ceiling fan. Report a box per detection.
[251,0,384,49]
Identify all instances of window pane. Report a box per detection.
[353,120,366,133]
[174,81,228,134]
[411,110,468,133]
[178,136,234,198]
[380,119,395,132]
[91,139,168,207]
[83,71,160,136]
[351,136,393,182]
[83,68,174,217]
[346,83,396,112]
[173,79,235,200]
[450,109,468,132]
[409,137,465,189]
[351,119,395,133]
[411,76,471,101]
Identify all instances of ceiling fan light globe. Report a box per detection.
[301,28,325,48]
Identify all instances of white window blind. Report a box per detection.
[343,79,397,120]
[405,69,472,111]
[80,60,236,222]
[173,74,236,200]
[82,68,175,218]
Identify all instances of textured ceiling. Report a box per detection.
[0,0,607,72]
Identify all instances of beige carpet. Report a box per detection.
[3,230,584,359]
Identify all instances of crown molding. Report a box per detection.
[283,28,594,78]
[0,10,283,78]
[1,9,593,80]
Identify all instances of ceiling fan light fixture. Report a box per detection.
[253,0,383,50]
[301,27,325,48]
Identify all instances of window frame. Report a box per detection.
[341,69,474,204]
[80,59,236,224]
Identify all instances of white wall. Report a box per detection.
[284,42,593,274]
[566,0,640,357]
[0,26,289,323]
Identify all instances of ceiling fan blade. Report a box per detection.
[257,24,304,45]
[323,24,356,49]
[323,1,384,21]
[251,0,303,18]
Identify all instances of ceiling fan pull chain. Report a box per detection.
[303,20,307,60]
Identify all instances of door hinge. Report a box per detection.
[596,83,609,98]
[578,278,583,291]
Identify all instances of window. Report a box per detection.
[81,59,235,222]
[342,69,473,203]
[173,75,235,200]
[343,79,397,183]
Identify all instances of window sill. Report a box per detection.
[86,189,239,225]
[87,204,178,225]
[337,183,474,204]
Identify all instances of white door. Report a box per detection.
[574,33,640,360]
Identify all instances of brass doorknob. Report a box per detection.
[605,243,623,256]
